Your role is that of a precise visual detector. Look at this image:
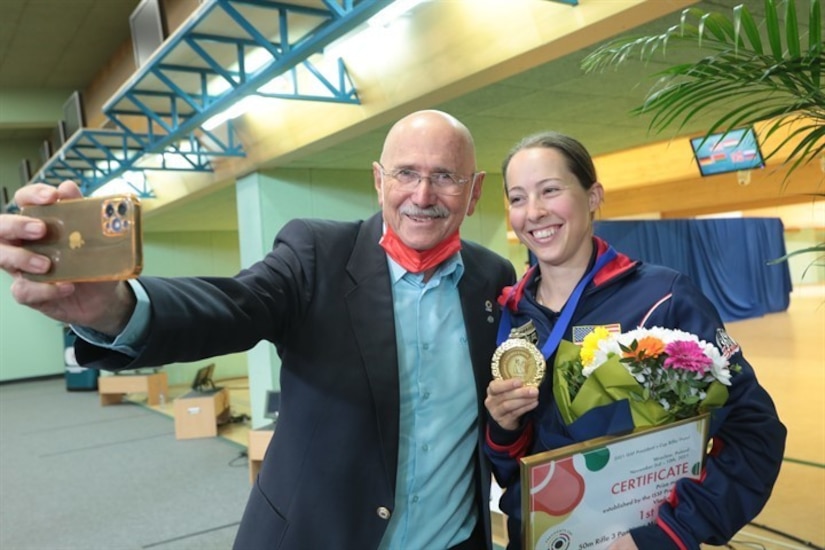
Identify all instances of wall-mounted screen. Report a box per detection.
[62,91,86,140]
[1,186,11,211]
[19,159,32,186]
[264,390,281,422]
[49,120,66,152]
[39,140,53,166]
[192,363,221,393]
[690,127,765,177]
[53,121,67,150]
[130,0,168,69]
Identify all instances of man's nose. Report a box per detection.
[410,176,438,203]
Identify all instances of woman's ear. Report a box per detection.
[588,182,604,212]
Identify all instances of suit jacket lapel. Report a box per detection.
[345,213,399,493]
[458,247,497,403]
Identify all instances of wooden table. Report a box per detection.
[172,388,230,440]
[98,372,168,406]
[248,425,275,484]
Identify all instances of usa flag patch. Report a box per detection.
[572,323,621,344]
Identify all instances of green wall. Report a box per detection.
[0,272,66,381]
[1,138,40,203]
[0,138,62,381]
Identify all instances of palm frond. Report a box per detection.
[766,243,825,264]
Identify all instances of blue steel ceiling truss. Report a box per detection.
[33,0,392,197]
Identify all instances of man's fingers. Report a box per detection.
[0,213,47,243]
[10,180,82,211]
[1,180,84,277]
[0,213,49,275]
[13,183,60,207]
[56,180,84,200]
[9,275,74,308]
[0,244,50,274]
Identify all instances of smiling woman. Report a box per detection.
[486,129,787,550]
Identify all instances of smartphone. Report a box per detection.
[21,194,143,283]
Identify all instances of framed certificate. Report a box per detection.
[521,415,710,550]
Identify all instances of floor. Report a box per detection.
[722,285,825,549]
[0,379,251,550]
[0,286,822,550]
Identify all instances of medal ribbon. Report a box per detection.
[496,246,618,359]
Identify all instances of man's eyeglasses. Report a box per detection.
[378,163,474,196]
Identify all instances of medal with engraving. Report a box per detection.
[491,337,545,387]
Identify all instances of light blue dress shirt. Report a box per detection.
[71,279,148,356]
[378,253,478,550]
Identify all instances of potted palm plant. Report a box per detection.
[581,0,823,273]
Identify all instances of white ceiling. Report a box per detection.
[0,0,793,231]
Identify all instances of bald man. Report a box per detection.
[1,110,516,550]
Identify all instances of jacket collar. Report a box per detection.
[498,237,638,311]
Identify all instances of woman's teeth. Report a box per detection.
[532,228,556,239]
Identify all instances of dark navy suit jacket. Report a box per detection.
[76,212,516,549]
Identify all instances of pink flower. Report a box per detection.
[663,341,713,373]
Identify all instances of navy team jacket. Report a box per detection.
[485,237,786,550]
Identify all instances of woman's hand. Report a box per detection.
[608,534,638,550]
[485,378,539,430]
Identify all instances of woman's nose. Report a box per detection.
[526,198,546,221]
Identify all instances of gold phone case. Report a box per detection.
[21,195,143,283]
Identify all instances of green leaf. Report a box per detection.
[767,242,825,264]
[785,0,802,58]
[735,5,764,54]
[765,0,784,59]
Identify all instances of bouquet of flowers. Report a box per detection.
[553,326,740,429]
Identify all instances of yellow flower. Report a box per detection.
[580,326,611,368]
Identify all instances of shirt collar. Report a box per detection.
[387,251,464,287]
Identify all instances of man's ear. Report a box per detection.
[465,172,486,217]
[372,162,384,207]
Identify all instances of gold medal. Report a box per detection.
[491,338,546,387]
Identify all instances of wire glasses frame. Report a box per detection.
[377,163,475,196]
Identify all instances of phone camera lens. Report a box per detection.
[105,203,115,217]
[117,201,128,216]
[111,218,122,232]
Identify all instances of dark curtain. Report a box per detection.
[593,218,792,322]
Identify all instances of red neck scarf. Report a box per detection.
[380,225,462,274]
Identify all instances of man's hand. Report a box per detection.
[0,181,135,335]
[485,378,539,430]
